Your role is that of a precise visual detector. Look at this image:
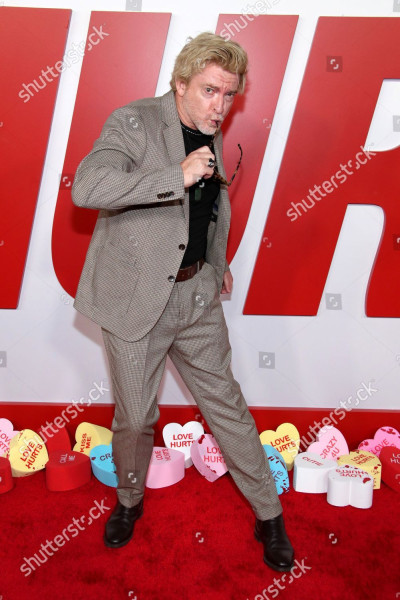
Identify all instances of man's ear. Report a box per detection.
[175,79,187,97]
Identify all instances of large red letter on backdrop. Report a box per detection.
[244,17,400,317]
[0,8,71,308]
[215,15,298,263]
[51,12,171,298]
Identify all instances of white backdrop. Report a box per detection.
[1,0,400,411]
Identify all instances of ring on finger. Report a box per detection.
[208,158,215,168]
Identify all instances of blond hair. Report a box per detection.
[170,32,248,94]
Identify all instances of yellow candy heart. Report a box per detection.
[73,422,113,456]
[9,429,48,477]
[337,450,381,489]
[260,423,300,471]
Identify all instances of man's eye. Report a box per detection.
[205,87,214,93]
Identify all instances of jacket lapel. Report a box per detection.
[161,91,189,224]
[213,130,227,180]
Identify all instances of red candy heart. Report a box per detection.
[0,457,14,494]
[380,446,400,493]
[39,424,71,454]
[46,450,91,491]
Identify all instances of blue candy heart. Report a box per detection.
[263,444,289,494]
[90,444,118,488]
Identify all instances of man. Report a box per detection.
[72,32,294,572]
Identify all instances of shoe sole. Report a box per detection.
[103,533,133,549]
[103,510,143,549]
[254,530,294,573]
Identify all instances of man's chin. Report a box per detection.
[198,123,220,136]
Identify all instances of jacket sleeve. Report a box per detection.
[72,106,185,210]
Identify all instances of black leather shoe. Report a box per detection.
[254,514,294,572]
[104,499,143,548]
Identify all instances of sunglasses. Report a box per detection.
[209,131,243,187]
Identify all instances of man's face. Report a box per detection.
[175,62,239,135]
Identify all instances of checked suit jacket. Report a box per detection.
[72,90,232,342]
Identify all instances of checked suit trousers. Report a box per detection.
[101,262,282,521]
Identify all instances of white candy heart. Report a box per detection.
[293,452,337,493]
[163,421,204,468]
[327,466,374,509]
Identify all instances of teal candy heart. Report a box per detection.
[263,444,289,494]
[90,444,118,487]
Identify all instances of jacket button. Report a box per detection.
[179,244,185,250]
[168,275,175,283]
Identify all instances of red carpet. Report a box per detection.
[1,467,399,600]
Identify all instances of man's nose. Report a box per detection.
[212,95,224,114]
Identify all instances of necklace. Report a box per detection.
[180,123,203,136]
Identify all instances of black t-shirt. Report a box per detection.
[180,122,220,268]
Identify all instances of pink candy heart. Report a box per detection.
[145,447,185,489]
[358,426,400,457]
[0,419,19,458]
[307,426,349,460]
[190,434,228,482]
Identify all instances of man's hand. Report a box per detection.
[221,270,233,294]
[180,146,215,188]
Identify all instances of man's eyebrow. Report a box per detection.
[203,83,238,94]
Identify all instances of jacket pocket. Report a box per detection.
[92,241,139,314]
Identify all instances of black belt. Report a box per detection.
[175,258,205,282]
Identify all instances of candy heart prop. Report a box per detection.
[358,426,400,457]
[145,447,185,489]
[39,424,71,454]
[0,457,14,494]
[190,434,228,482]
[293,452,337,493]
[380,446,400,493]
[163,421,204,468]
[73,422,113,456]
[307,426,349,460]
[262,445,289,495]
[90,444,118,487]
[259,423,300,470]
[46,450,91,491]
[327,466,374,509]
[337,450,381,489]
[0,418,19,458]
[9,429,48,477]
